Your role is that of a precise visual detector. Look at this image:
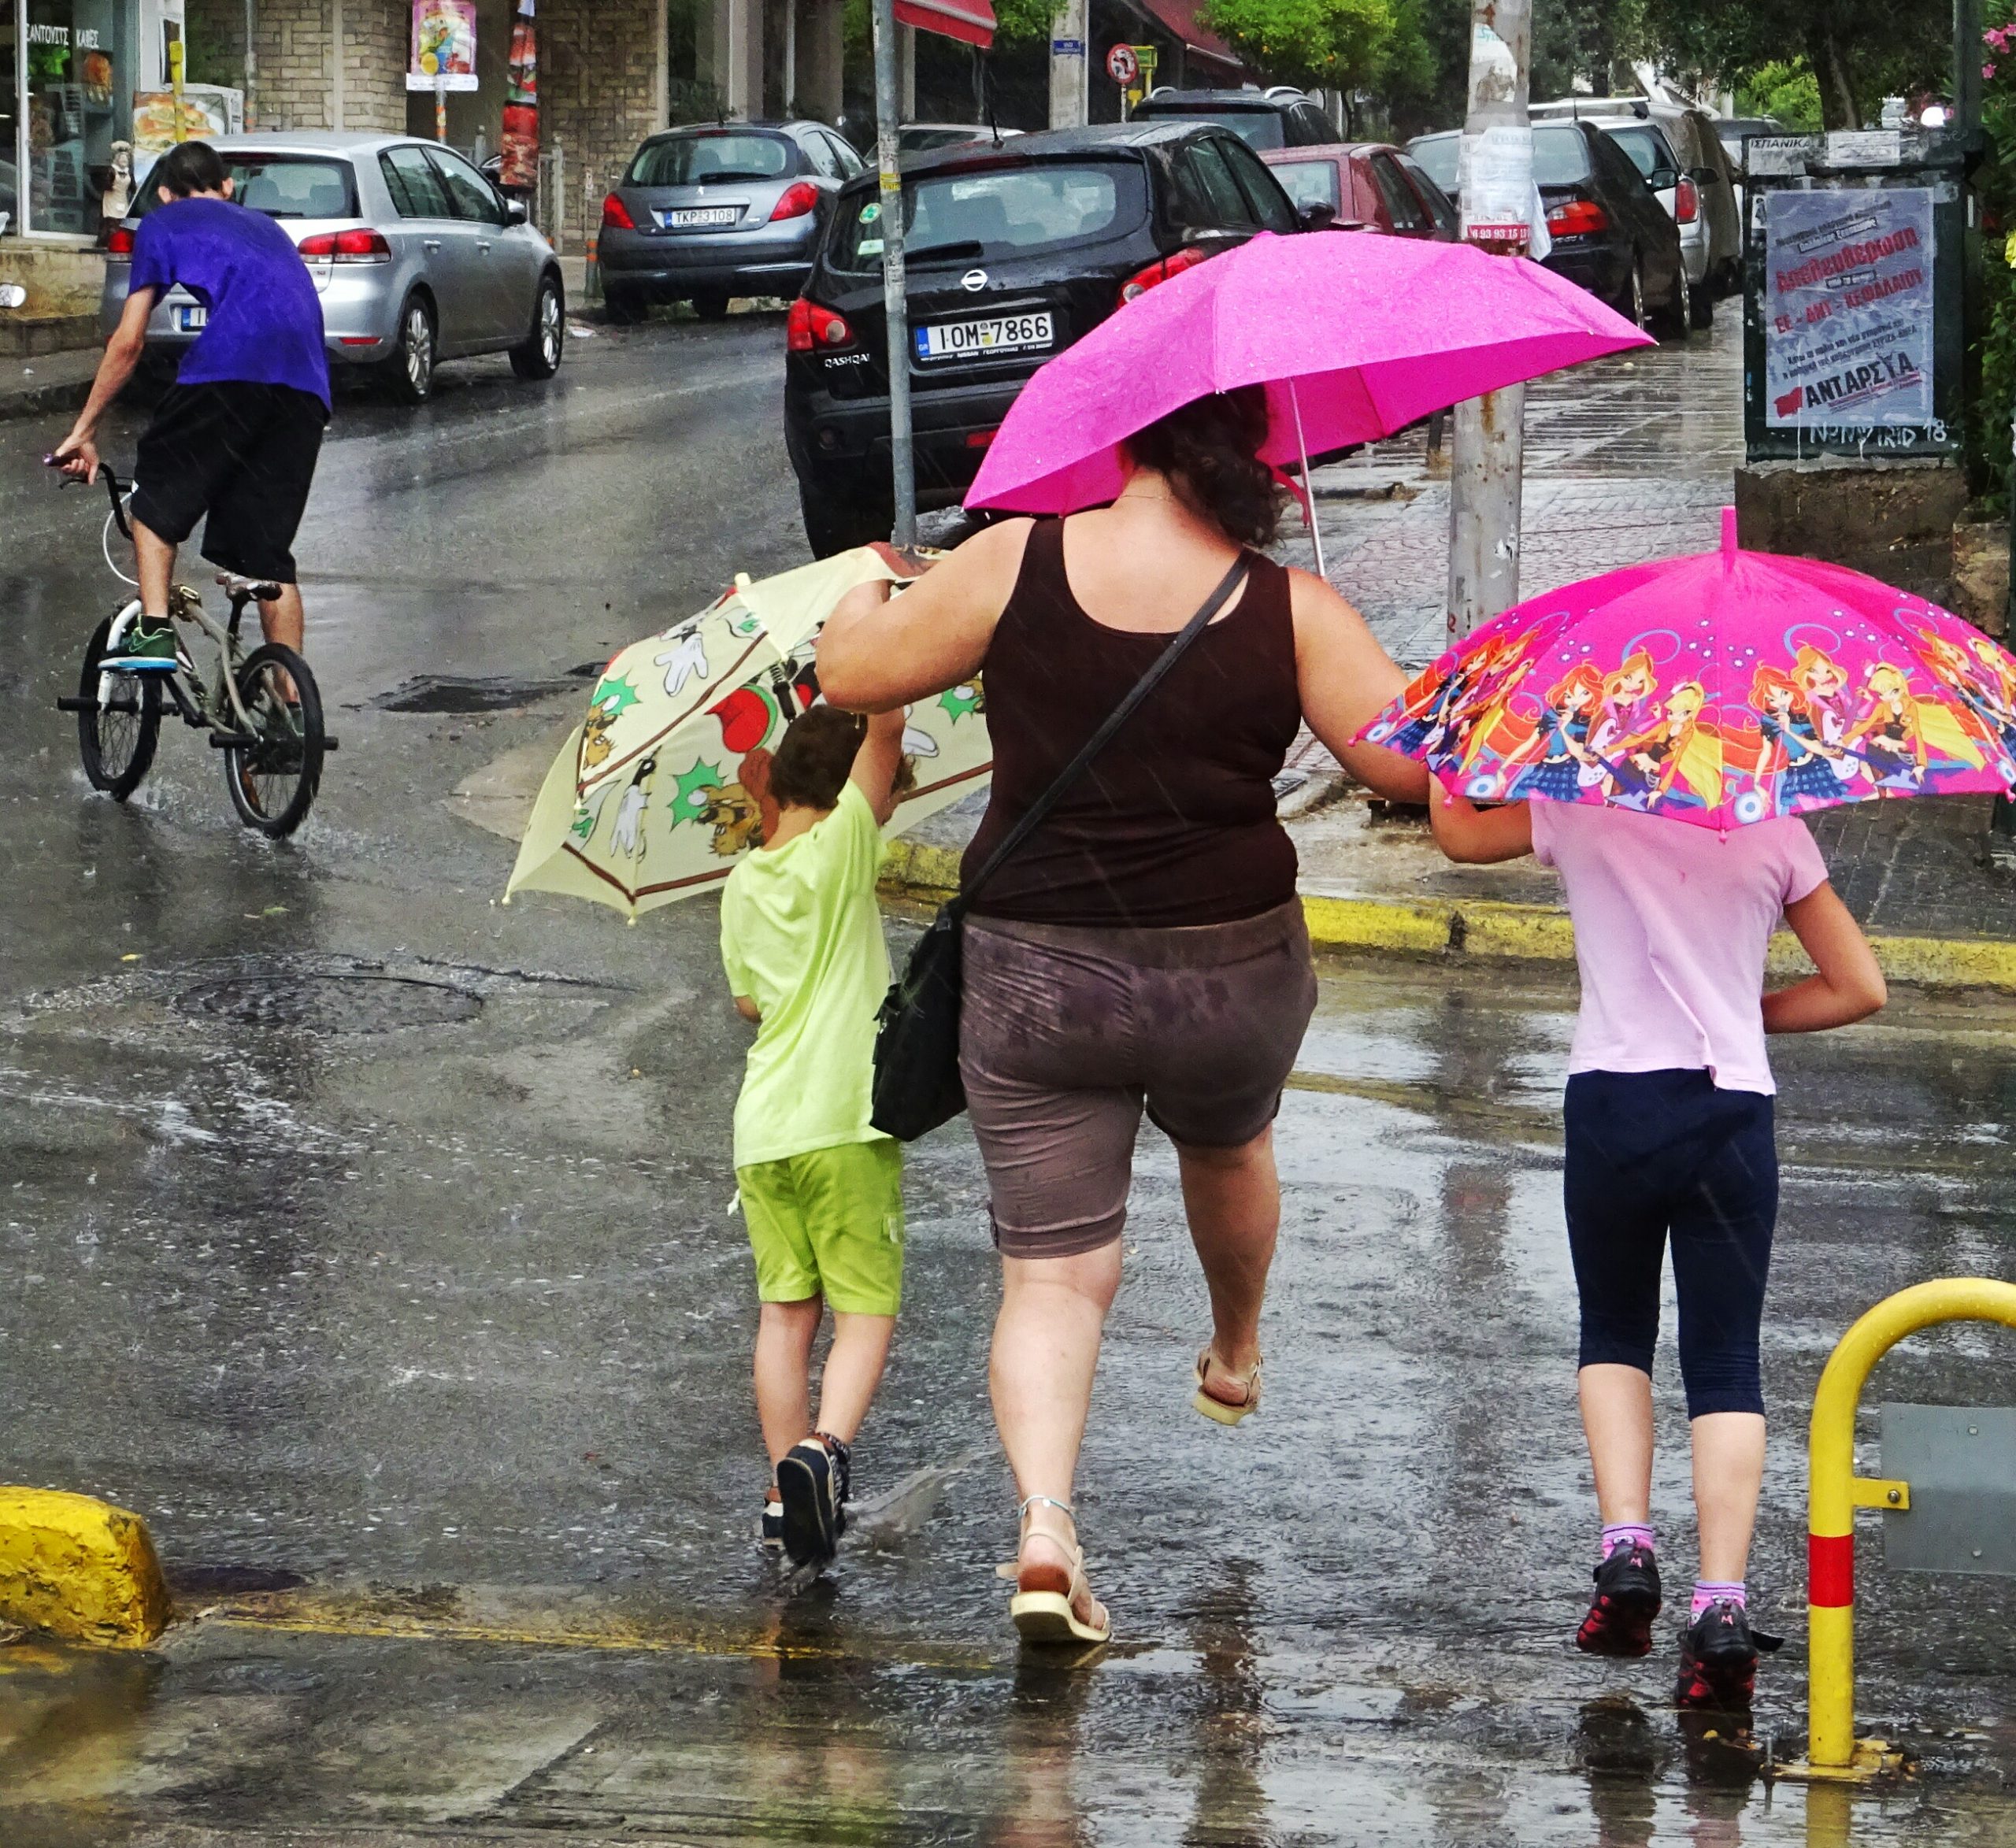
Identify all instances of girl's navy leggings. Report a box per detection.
[1563,1068,1777,1419]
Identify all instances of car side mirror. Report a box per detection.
[1649,169,1680,191]
[506,198,528,224]
[1296,202,1337,232]
[1691,167,1721,188]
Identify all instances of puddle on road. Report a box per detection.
[373,675,579,715]
[173,972,484,1035]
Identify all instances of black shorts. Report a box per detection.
[131,380,328,584]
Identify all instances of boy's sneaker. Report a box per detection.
[1576,1539,1662,1657]
[776,1433,850,1568]
[111,615,178,672]
[760,1496,784,1551]
[1675,1599,1783,1712]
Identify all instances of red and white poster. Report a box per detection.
[498,0,539,192]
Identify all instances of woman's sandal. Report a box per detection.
[995,1494,1111,1646]
[1192,1347,1262,1426]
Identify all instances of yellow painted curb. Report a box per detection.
[0,1487,171,1648]
[878,863,2016,993]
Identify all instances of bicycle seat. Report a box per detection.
[217,572,284,602]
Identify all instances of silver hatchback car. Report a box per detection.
[100,130,565,402]
[597,121,865,322]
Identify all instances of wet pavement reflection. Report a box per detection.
[1,320,2013,1843]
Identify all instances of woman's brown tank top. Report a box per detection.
[961,517,1303,929]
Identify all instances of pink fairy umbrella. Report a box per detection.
[1356,508,2016,833]
[965,230,1653,540]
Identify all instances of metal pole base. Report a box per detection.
[1773,1738,1908,1783]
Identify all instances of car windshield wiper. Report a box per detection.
[905,239,986,264]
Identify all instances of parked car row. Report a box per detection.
[102,129,566,402]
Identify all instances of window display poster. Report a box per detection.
[408,0,478,91]
[1764,187,1934,431]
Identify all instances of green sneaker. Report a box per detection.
[112,615,177,672]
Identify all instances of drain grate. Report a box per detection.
[375,674,573,714]
[174,973,483,1033]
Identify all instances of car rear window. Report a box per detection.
[628,132,795,186]
[1409,135,1458,192]
[1603,124,1680,183]
[832,163,1140,270]
[1267,157,1340,213]
[133,154,358,220]
[1532,127,1592,186]
[1135,105,1285,152]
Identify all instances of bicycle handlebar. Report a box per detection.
[49,457,135,541]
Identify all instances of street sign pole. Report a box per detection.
[1049,0,1087,129]
[1447,0,1532,639]
[871,0,917,549]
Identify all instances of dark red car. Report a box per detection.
[1261,143,1458,239]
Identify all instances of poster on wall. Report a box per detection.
[498,0,539,192]
[408,0,480,92]
[1763,188,1935,432]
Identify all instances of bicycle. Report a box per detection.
[54,465,336,839]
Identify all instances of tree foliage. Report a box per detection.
[1202,0,1405,96]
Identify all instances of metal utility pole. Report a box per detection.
[243,0,258,130]
[1447,0,1533,638]
[870,0,917,548]
[1049,1,1087,129]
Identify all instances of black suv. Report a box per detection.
[785,122,1309,556]
[1129,86,1336,150]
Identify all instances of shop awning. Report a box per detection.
[892,0,996,49]
[1136,0,1243,72]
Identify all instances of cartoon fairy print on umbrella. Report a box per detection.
[1359,509,2016,831]
[506,546,992,919]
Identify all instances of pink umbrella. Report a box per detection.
[1356,509,2016,833]
[965,231,1652,525]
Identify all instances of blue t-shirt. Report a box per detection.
[129,197,332,408]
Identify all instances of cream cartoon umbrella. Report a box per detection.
[505,546,991,919]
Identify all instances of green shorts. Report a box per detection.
[739,1139,905,1315]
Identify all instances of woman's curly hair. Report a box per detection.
[1123,385,1281,550]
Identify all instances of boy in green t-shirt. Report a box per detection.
[721,701,909,1569]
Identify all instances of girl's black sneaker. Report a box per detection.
[761,1497,784,1550]
[1576,1540,1662,1657]
[777,1433,850,1568]
[1675,1599,1783,1711]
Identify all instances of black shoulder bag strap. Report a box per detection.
[948,549,1253,920]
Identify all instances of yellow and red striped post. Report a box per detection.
[1787,1278,2016,1780]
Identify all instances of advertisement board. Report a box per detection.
[1762,187,1936,439]
[408,0,479,92]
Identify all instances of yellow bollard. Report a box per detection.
[1781,1277,2016,1782]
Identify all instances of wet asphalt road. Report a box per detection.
[3,320,2016,1844]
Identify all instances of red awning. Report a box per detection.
[1135,0,1241,72]
[892,0,996,49]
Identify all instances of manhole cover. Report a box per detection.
[174,973,483,1033]
[375,674,572,714]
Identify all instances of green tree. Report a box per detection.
[1203,0,1403,98]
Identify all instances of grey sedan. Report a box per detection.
[598,122,865,322]
[101,130,565,403]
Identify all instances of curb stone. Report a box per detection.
[0,1486,172,1648]
[878,844,2016,994]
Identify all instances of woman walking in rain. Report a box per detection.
[817,387,1426,1645]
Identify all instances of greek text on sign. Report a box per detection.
[1051,38,1084,54]
[1744,136,1815,177]
[1764,188,1933,431]
[1825,129,1903,169]
[1460,124,1532,245]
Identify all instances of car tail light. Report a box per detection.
[1674,177,1699,224]
[106,224,135,257]
[1545,197,1610,237]
[1118,244,1207,305]
[787,298,854,353]
[601,192,636,231]
[769,182,821,222]
[298,228,391,263]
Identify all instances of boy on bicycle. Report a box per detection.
[51,139,330,672]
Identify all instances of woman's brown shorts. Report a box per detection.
[958,901,1317,1260]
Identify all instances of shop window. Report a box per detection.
[13,2,133,238]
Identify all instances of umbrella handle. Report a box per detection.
[1289,380,1325,581]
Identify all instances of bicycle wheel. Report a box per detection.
[223,644,325,839]
[77,614,162,799]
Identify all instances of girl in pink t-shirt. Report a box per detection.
[1431,791,1886,1713]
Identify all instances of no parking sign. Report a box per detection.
[1106,43,1138,85]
